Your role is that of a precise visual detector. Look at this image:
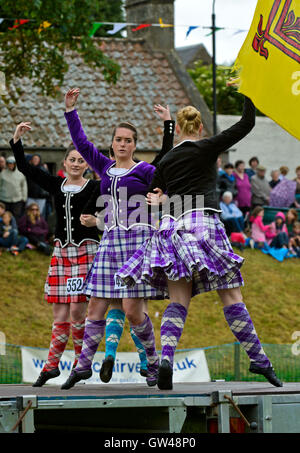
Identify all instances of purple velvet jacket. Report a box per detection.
[65,110,174,231]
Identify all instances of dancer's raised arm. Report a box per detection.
[64,88,111,175]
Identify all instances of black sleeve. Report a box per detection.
[200,96,256,159]
[148,166,167,193]
[150,120,175,167]
[9,138,60,194]
[81,182,102,215]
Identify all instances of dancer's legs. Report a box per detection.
[33,303,71,387]
[61,297,110,389]
[218,287,282,386]
[123,298,159,386]
[158,278,192,390]
[70,302,88,368]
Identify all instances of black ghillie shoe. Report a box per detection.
[157,359,173,390]
[146,359,159,387]
[32,368,60,387]
[100,355,115,383]
[61,369,92,390]
[249,363,283,387]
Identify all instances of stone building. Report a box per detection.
[0,0,214,173]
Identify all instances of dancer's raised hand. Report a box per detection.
[65,88,80,112]
[13,122,32,143]
[154,104,171,121]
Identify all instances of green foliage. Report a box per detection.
[188,61,244,115]
[0,0,123,97]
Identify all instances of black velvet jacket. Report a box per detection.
[10,138,101,247]
[149,97,256,212]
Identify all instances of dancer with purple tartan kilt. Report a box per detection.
[116,94,282,390]
[61,88,175,389]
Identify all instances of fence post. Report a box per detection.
[234,342,240,381]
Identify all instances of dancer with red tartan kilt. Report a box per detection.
[116,95,282,390]
[61,88,175,389]
[10,123,100,386]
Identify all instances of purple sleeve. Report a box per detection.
[64,110,111,175]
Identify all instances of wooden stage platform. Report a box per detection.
[1,381,300,433]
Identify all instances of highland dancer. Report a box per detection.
[10,124,100,387]
[116,95,283,390]
[61,88,174,389]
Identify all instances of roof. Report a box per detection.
[176,44,212,69]
[0,38,211,151]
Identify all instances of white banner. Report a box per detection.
[21,347,210,386]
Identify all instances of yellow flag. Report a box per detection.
[234,0,300,140]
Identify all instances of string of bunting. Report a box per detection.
[0,17,247,38]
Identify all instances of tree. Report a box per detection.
[188,61,244,115]
[0,0,124,98]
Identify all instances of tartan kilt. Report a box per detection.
[83,226,159,299]
[44,240,99,304]
[116,211,244,297]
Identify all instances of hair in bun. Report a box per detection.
[176,106,202,136]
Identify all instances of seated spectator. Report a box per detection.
[18,203,51,255]
[251,165,271,208]
[0,210,28,255]
[286,208,299,233]
[217,163,238,199]
[266,212,289,249]
[0,156,6,172]
[0,155,27,219]
[269,179,300,208]
[293,165,300,195]
[289,221,300,257]
[233,160,252,217]
[220,191,244,236]
[269,169,281,189]
[0,201,18,230]
[279,166,289,181]
[245,156,259,180]
[249,206,272,249]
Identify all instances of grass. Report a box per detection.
[1,247,300,352]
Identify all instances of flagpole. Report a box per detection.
[212,0,217,135]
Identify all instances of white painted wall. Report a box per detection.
[218,114,300,179]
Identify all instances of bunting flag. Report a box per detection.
[89,22,103,37]
[234,0,300,140]
[38,21,51,33]
[205,26,224,37]
[185,26,199,38]
[8,19,29,30]
[132,24,151,32]
[0,19,4,25]
[107,23,127,35]
[159,18,173,28]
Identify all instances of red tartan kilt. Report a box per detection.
[45,240,99,304]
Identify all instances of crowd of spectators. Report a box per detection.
[1,151,300,259]
[217,156,300,258]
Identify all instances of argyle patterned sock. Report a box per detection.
[105,309,125,359]
[130,327,148,372]
[160,303,187,366]
[43,322,70,372]
[75,319,106,372]
[130,314,159,368]
[71,319,86,368]
[223,302,271,368]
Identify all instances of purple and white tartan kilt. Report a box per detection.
[116,211,244,297]
[82,226,159,299]
[44,240,99,304]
